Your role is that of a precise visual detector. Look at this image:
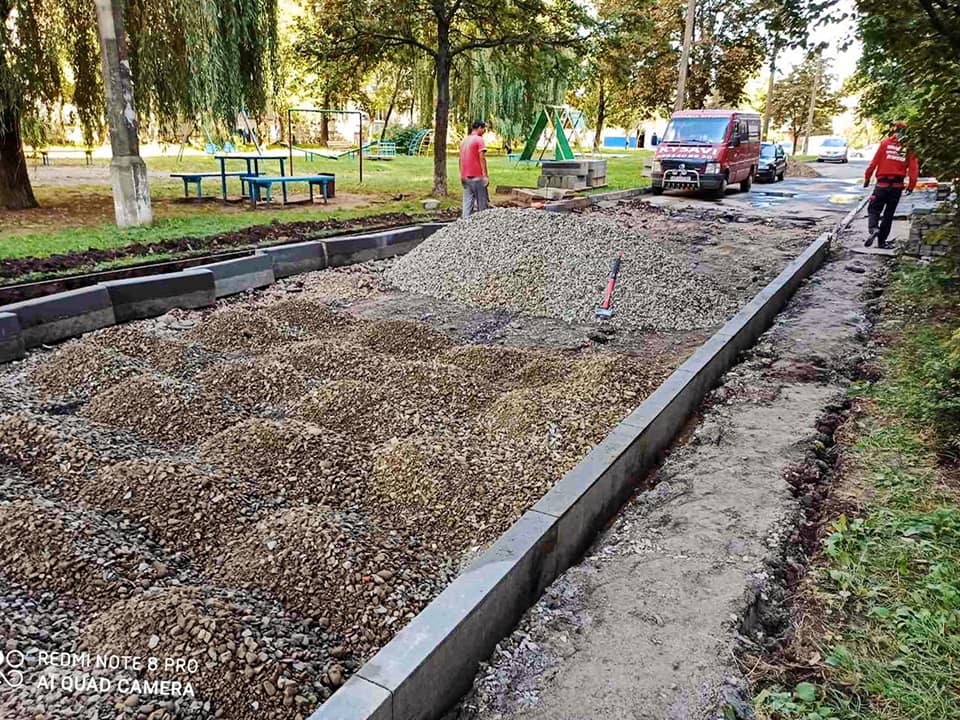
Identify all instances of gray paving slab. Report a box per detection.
[261,240,328,278]
[306,676,392,720]
[198,253,275,297]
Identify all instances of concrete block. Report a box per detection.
[198,253,275,298]
[1,286,115,348]
[103,268,215,323]
[261,241,328,278]
[532,421,659,569]
[324,233,387,267]
[308,676,391,720]
[0,312,25,363]
[356,511,558,720]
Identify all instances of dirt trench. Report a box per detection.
[452,213,897,720]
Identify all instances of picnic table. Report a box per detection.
[213,152,288,201]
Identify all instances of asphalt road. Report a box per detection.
[649,159,870,219]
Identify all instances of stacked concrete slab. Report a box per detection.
[0,223,442,363]
[537,160,608,190]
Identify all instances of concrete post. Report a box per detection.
[95,0,152,227]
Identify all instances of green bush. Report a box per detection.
[384,126,426,155]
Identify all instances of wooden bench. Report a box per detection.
[39,149,94,166]
[241,174,335,207]
[170,172,249,199]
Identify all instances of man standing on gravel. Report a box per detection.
[460,120,490,219]
[863,121,918,249]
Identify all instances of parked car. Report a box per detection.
[756,142,787,182]
[651,109,762,198]
[817,137,849,163]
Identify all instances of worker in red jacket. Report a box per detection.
[863,121,919,248]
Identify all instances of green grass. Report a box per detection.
[755,261,960,720]
[2,149,651,263]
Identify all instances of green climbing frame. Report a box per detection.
[518,106,579,163]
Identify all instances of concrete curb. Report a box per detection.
[0,224,445,363]
[103,268,216,323]
[199,253,276,298]
[261,240,329,278]
[0,312,25,363]
[1,286,116,349]
[308,230,834,720]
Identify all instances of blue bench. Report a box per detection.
[241,174,335,207]
[171,172,248,199]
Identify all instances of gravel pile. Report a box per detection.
[256,297,354,338]
[80,587,335,720]
[440,345,543,384]
[83,375,245,445]
[89,326,198,374]
[0,499,175,609]
[348,319,454,359]
[30,341,141,398]
[212,506,445,649]
[198,418,366,504]
[184,307,296,353]
[82,459,255,556]
[197,358,312,409]
[386,208,741,331]
[267,339,379,379]
[0,414,99,491]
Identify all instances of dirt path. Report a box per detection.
[452,211,903,720]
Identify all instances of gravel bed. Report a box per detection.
[0,239,689,717]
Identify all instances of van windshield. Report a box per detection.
[662,117,730,145]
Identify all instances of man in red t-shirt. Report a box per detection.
[459,120,490,219]
[863,121,919,248]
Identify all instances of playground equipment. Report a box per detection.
[176,114,250,161]
[408,130,432,156]
[286,108,364,181]
[518,106,586,164]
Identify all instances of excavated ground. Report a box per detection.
[0,200,829,720]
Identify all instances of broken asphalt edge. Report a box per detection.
[0,224,443,363]
[311,201,863,720]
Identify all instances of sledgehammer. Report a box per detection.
[595,252,623,320]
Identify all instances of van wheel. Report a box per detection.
[740,171,753,192]
[712,176,727,199]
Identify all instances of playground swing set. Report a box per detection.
[515,105,586,164]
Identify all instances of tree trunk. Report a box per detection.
[321,92,331,146]
[675,0,696,111]
[380,70,403,144]
[592,77,606,153]
[802,58,820,156]
[0,106,38,210]
[432,26,451,197]
[762,45,777,141]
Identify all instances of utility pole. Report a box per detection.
[95,0,152,227]
[675,0,696,112]
[762,43,779,140]
[801,56,821,157]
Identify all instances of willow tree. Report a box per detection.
[457,46,574,149]
[300,0,588,196]
[0,0,277,211]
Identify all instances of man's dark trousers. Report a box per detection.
[868,182,903,245]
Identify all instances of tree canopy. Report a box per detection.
[0,0,278,209]
[768,53,842,151]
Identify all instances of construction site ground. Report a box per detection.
[453,164,900,720]
[0,191,839,720]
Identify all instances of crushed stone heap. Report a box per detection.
[385,207,742,331]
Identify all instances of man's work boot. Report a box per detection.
[865,229,878,247]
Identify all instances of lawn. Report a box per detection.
[0,148,651,262]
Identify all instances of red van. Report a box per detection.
[651,109,761,198]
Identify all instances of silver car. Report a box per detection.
[817,137,849,163]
